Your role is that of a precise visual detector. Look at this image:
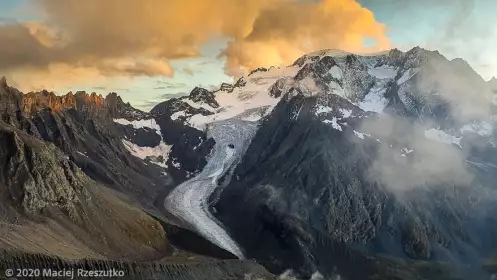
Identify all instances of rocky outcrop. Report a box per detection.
[188,87,220,109]
[150,88,220,184]
[0,123,86,217]
[248,67,269,76]
[0,122,169,260]
[218,83,234,93]
[1,78,148,123]
[105,92,149,120]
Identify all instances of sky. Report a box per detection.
[0,0,496,111]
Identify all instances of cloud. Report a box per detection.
[355,48,497,194]
[158,93,188,99]
[0,0,390,90]
[182,67,195,76]
[155,81,188,89]
[360,115,473,193]
[222,0,390,75]
[112,88,130,92]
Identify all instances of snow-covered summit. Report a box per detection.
[152,47,494,139]
[151,65,300,130]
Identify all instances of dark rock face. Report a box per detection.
[0,81,172,211]
[268,78,288,98]
[0,123,87,216]
[153,110,215,183]
[105,92,149,120]
[150,91,218,184]
[234,77,247,88]
[212,48,497,279]
[215,89,497,276]
[166,131,215,183]
[219,83,234,93]
[188,87,220,109]
[116,124,161,148]
[0,123,170,260]
[30,108,169,208]
[249,67,269,76]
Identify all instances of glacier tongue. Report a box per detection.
[164,119,258,259]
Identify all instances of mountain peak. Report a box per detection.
[188,87,220,109]
[0,76,7,88]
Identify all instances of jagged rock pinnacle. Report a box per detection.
[0,76,7,88]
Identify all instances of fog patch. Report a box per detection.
[359,115,473,193]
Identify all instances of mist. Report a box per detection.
[357,50,497,194]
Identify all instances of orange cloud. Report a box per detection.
[223,0,390,75]
[0,0,390,90]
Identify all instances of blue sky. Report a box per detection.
[0,0,496,110]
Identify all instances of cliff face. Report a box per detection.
[0,77,172,212]
[0,77,147,123]
[0,122,169,261]
[0,123,86,216]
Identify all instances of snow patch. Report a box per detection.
[368,65,398,80]
[339,108,352,118]
[171,157,181,169]
[185,66,300,129]
[401,147,414,157]
[122,140,171,167]
[357,87,388,113]
[76,151,88,158]
[117,117,171,168]
[324,118,342,131]
[310,271,325,280]
[113,118,161,132]
[328,66,343,79]
[315,105,333,115]
[353,130,370,139]
[182,98,216,112]
[278,269,297,280]
[328,80,346,97]
[171,110,187,121]
[397,68,420,85]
